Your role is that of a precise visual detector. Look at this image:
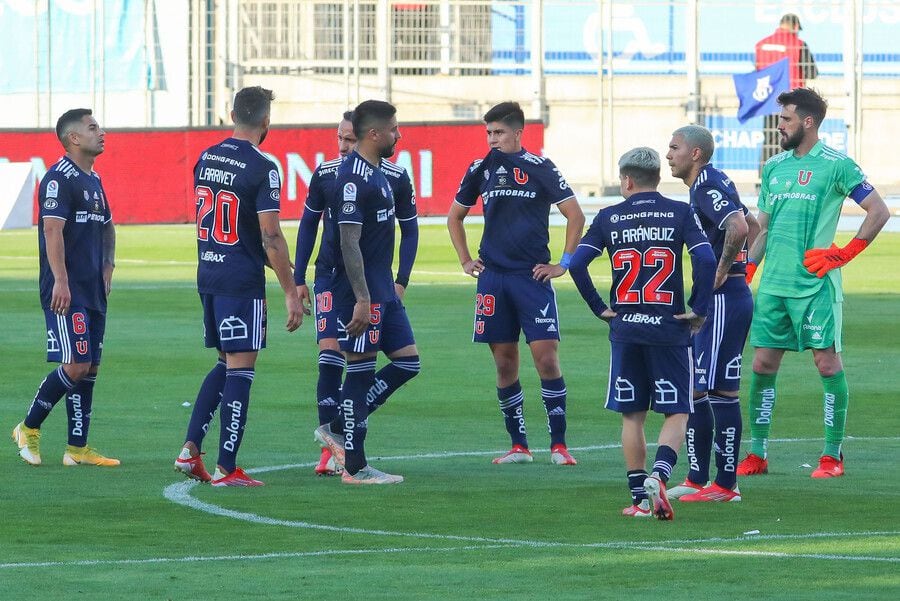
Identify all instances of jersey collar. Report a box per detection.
[793,139,825,159]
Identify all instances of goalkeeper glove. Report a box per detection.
[745,260,758,284]
[802,238,868,278]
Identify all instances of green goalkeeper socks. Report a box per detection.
[821,371,849,459]
[748,372,778,457]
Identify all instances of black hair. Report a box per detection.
[777,87,828,126]
[233,86,274,127]
[55,108,92,146]
[351,100,397,139]
[483,102,525,129]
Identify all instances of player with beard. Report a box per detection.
[739,88,889,479]
[312,100,420,484]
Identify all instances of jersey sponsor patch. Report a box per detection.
[269,169,280,189]
[270,189,280,201]
[343,182,357,202]
[43,198,58,209]
[46,180,59,198]
[342,202,355,214]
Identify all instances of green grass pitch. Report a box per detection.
[1,224,898,600]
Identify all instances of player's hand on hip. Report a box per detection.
[713,271,728,290]
[675,311,706,335]
[599,308,617,323]
[51,280,71,315]
[803,239,868,278]
[532,263,565,282]
[462,258,484,278]
[347,300,371,337]
[296,284,312,316]
[284,293,304,332]
[394,282,406,300]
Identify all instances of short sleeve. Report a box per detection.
[336,175,365,225]
[256,163,281,213]
[694,183,742,230]
[394,170,417,221]
[454,159,486,207]
[38,173,72,221]
[835,157,866,198]
[683,206,711,251]
[535,158,576,204]
[305,168,328,213]
[757,162,774,214]
[577,212,607,253]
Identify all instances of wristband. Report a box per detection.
[560,252,573,269]
[395,275,410,288]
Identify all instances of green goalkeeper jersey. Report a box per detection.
[758,140,866,300]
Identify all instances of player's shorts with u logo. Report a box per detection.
[336,298,415,354]
[472,269,560,344]
[750,279,842,352]
[694,276,753,393]
[605,341,693,415]
[313,278,340,343]
[43,307,106,365]
[200,293,267,353]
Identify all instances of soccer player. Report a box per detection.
[174,86,303,486]
[665,125,757,502]
[447,101,585,465]
[568,147,716,519]
[312,100,420,485]
[295,111,419,476]
[11,108,119,467]
[739,88,890,478]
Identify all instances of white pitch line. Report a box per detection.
[163,437,900,564]
[0,544,516,571]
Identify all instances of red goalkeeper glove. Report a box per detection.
[745,260,758,284]
[802,238,868,278]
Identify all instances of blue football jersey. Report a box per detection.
[331,151,397,305]
[578,192,711,346]
[690,164,749,275]
[304,156,343,281]
[312,156,416,282]
[38,157,112,312]
[455,148,575,273]
[194,137,281,298]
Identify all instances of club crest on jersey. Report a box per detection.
[46,180,59,198]
[797,170,813,186]
[475,320,485,334]
[513,168,529,185]
[369,330,380,344]
[84,191,90,201]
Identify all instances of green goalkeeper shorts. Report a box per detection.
[750,280,843,353]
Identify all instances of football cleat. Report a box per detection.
[736,453,769,476]
[174,449,212,482]
[314,424,345,470]
[811,454,844,478]
[643,476,674,521]
[314,447,341,476]
[12,422,41,466]
[667,479,706,499]
[211,466,264,487]
[622,499,652,517]
[492,444,533,464]
[679,482,742,503]
[63,445,120,467]
[341,465,403,485]
[550,444,577,466]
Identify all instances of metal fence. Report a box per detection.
[3,0,899,190]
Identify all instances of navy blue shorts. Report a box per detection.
[200,293,267,353]
[605,341,693,415]
[473,269,560,344]
[313,279,340,343]
[44,307,105,365]
[336,298,415,355]
[693,277,753,393]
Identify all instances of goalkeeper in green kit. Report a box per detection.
[739,87,890,479]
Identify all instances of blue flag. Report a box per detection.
[733,58,791,123]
